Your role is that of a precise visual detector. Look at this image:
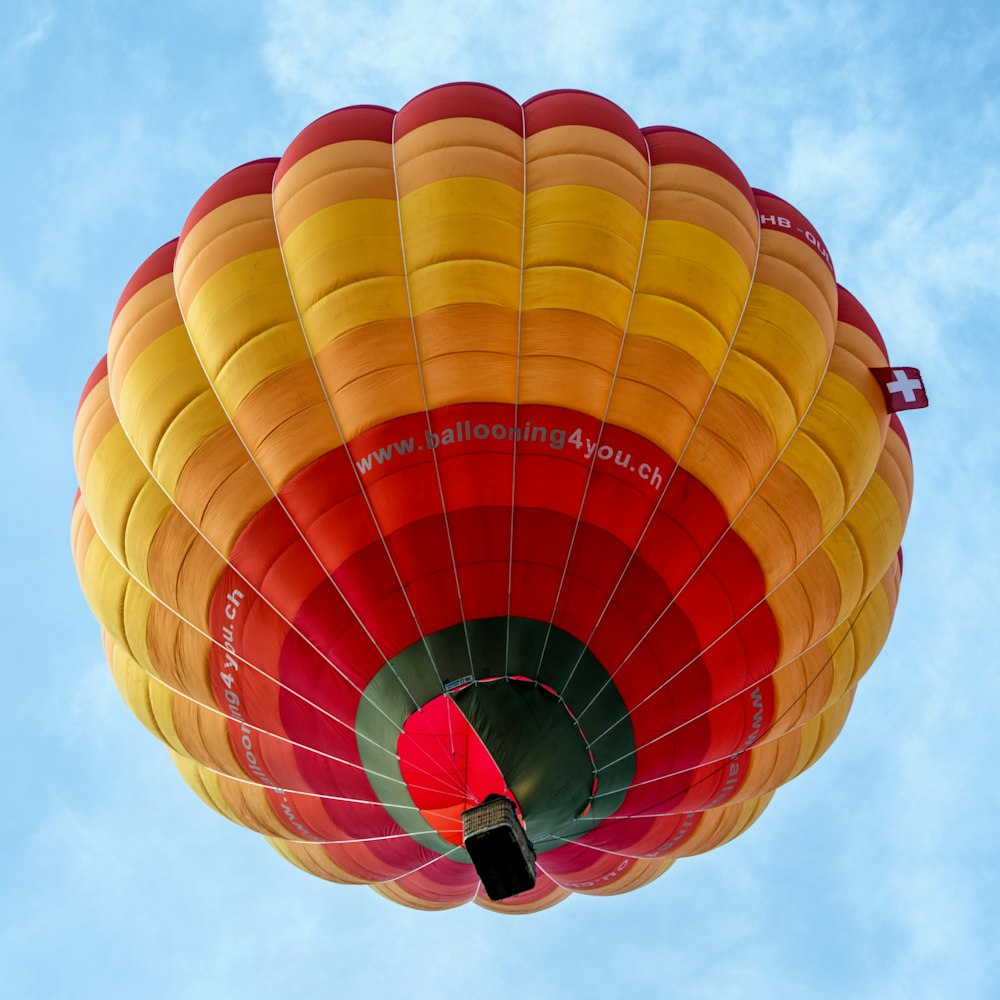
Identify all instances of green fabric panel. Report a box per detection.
[355,617,636,856]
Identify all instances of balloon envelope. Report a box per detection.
[72,82,915,912]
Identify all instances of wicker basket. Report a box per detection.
[462,795,537,901]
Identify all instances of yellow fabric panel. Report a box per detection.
[838,475,906,593]
[81,425,151,567]
[752,253,835,351]
[790,694,853,777]
[763,229,839,325]
[647,188,756,271]
[122,478,174,588]
[408,259,521,317]
[877,434,915,525]
[179,210,344,487]
[523,184,644,286]
[275,141,398,236]
[522,262,636,330]
[114,323,209,478]
[575,857,673,896]
[73,385,119,504]
[734,282,830,418]
[837,320,890,368]
[268,839,370,885]
[371,881,467,912]
[607,338,710,458]
[735,463,825,585]
[474,882,569,914]
[279,200,409,345]
[635,219,751,342]
[151,388,235,504]
[677,792,773,857]
[121,327,228,493]
[182,250,306,395]
[143,597,214,704]
[680,390,775,518]
[76,510,158,679]
[526,125,648,205]
[172,753,244,824]
[397,177,523,270]
[776,425,847,539]
[106,633,165,741]
[174,197,277,305]
[107,279,183,404]
[716,349,799,450]
[104,257,280,561]
[765,548,844,661]
[625,295,728,376]
[170,421,274,551]
[795,386,884,514]
[650,163,759,260]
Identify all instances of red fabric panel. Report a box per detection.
[523,89,646,155]
[77,355,109,414]
[837,283,888,357]
[643,126,754,200]
[111,239,177,325]
[274,105,395,186]
[178,159,279,247]
[393,81,524,139]
[754,188,835,276]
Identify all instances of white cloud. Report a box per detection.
[11,9,55,52]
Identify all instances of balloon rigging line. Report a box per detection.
[565,220,849,725]
[504,103,529,681]
[375,843,467,887]
[102,636,477,802]
[557,189,765,707]
[156,293,441,753]
[586,587,880,818]
[573,362,887,751]
[271,153,467,790]
[390,109,480,764]
[77,497,466,799]
[531,129,655,683]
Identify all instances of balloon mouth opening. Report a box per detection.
[356,617,638,854]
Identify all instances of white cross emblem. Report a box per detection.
[885,369,922,403]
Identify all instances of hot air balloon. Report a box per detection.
[71,83,922,912]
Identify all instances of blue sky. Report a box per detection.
[2,2,998,997]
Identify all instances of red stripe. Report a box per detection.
[754,189,836,276]
[523,89,646,156]
[889,412,911,452]
[274,105,396,187]
[393,82,523,140]
[178,158,279,248]
[76,355,108,414]
[837,284,888,356]
[643,126,753,201]
[110,239,177,326]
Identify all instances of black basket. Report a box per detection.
[462,795,537,901]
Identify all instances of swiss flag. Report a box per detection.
[870,367,928,412]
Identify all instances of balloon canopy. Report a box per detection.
[72,82,918,912]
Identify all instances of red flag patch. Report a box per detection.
[871,367,928,411]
